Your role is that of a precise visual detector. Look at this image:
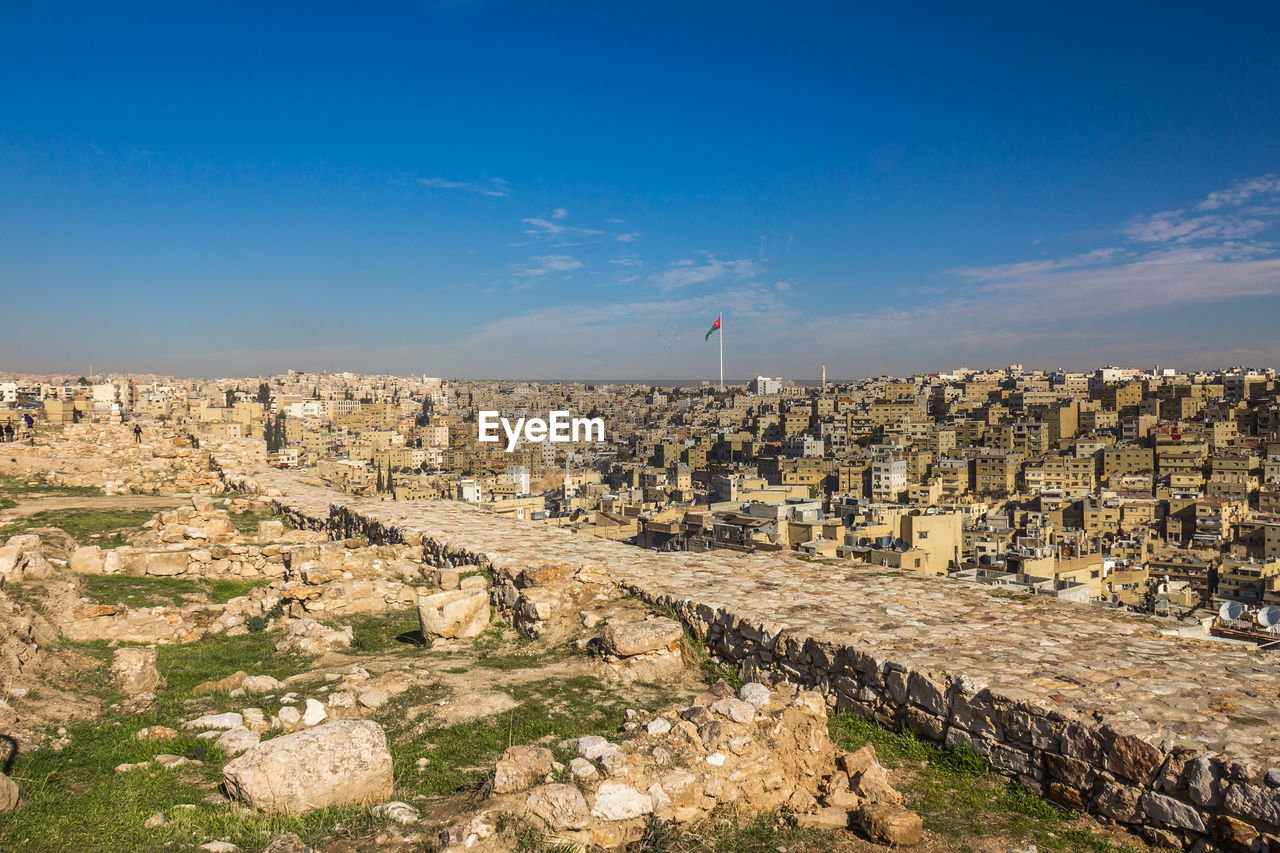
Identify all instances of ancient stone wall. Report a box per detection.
[217,459,1280,850]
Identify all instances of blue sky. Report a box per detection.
[2,1,1279,379]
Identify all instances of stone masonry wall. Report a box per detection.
[216,458,1280,850]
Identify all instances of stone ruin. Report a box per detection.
[1,425,1279,851]
[236,454,1280,853]
[439,680,921,851]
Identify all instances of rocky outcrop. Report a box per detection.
[221,720,394,814]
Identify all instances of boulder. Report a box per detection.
[241,675,284,694]
[110,647,163,696]
[525,783,590,831]
[796,806,850,830]
[5,534,41,553]
[302,698,327,727]
[18,552,51,581]
[0,546,20,583]
[260,833,312,853]
[186,712,244,731]
[859,803,923,846]
[222,720,393,814]
[274,619,353,655]
[600,618,682,657]
[0,772,18,812]
[591,780,652,821]
[193,671,247,695]
[417,590,490,640]
[739,682,771,708]
[216,727,262,755]
[494,745,554,794]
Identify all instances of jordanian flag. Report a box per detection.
[704,314,721,341]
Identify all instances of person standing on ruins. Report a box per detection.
[134,424,143,444]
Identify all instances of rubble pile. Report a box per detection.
[441,680,921,851]
[4,423,224,495]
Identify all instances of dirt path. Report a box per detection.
[2,493,192,516]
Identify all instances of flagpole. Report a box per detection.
[718,312,724,392]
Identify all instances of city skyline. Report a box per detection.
[3,2,1279,377]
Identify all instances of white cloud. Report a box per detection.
[418,177,510,197]
[1123,173,1280,247]
[610,258,642,267]
[520,216,605,243]
[616,231,641,242]
[949,248,1123,282]
[511,254,583,277]
[551,208,568,219]
[1196,174,1280,211]
[649,254,762,290]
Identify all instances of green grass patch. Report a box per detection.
[0,715,392,852]
[631,812,852,853]
[225,509,293,536]
[152,631,313,718]
[827,714,1136,852]
[337,609,423,653]
[82,575,274,609]
[0,508,153,545]
[392,673,636,799]
[0,628,369,852]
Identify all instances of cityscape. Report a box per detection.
[5,1,1280,851]
[5,363,1280,622]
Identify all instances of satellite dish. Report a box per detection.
[1258,606,1280,628]
[1220,601,1243,622]
[1109,593,1120,605]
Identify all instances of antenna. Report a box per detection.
[1219,601,1243,622]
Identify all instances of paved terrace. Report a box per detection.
[217,461,1280,844]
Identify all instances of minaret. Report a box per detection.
[821,364,826,390]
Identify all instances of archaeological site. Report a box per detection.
[0,422,1276,853]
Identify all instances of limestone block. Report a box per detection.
[222,720,393,814]
[257,520,285,542]
[859,803,922,846]
[417,590,490,640]
[70,546,105,574]
[146,551,188,577]
[110,647,163,695]
[591,780,652,821]
[600,618,682,657]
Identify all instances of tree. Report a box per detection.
[266,413,286,453]
[375,464,384,493]
[256,382,271,405]
[77,376,90,386]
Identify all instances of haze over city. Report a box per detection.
[3,2,1279,378]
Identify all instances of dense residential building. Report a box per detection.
[7,363,1280,618]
